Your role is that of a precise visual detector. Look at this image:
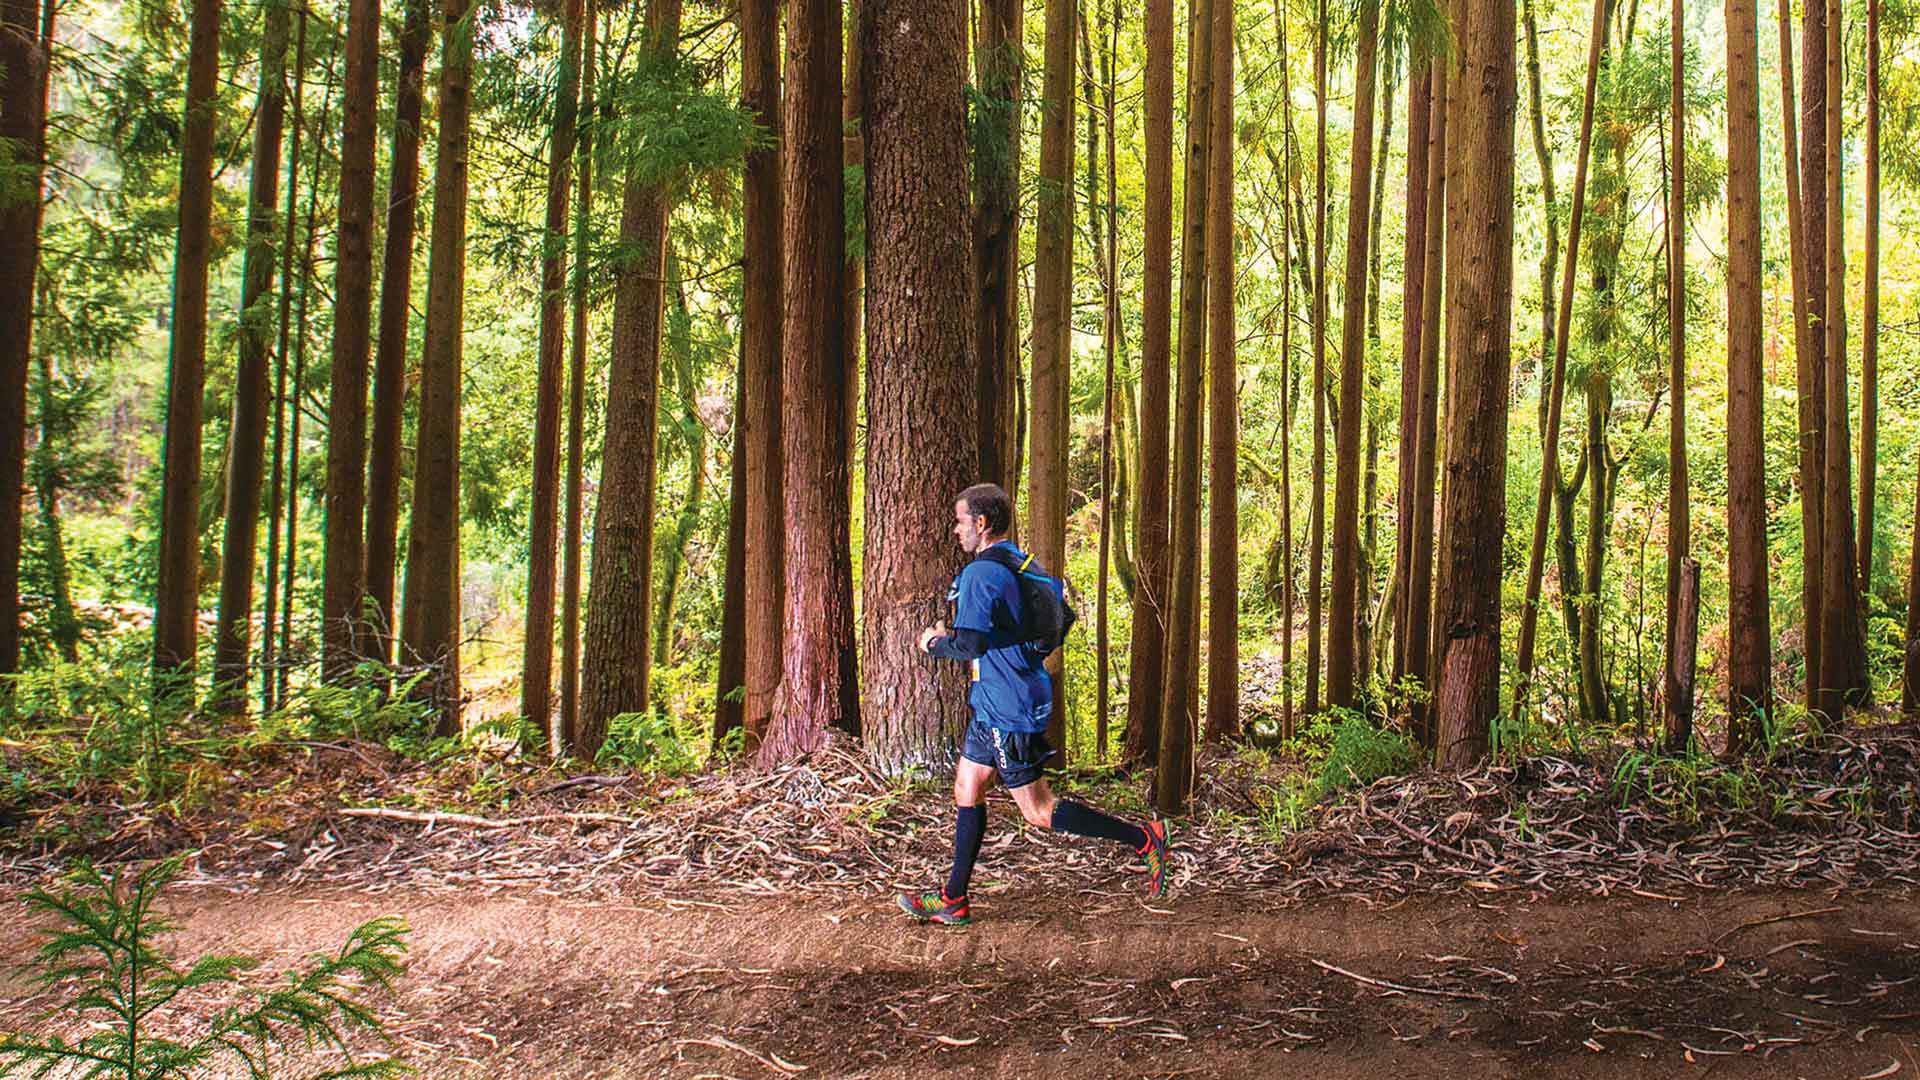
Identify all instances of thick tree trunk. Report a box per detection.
[763,0,857,764]
[1662,0,1693,748]
[1724,0,1773,750]
[562,0,599,752]
[401,0,476,733]
[1204,0,1237,743]
[212,0,291,713]
[973,0,1023,496]
[1305,0,1328,717]
[1327,0,1380,709]
[364,0,431,670]
[1431,0,1516,768]
[322,0,381,681]
[1124,0,1174,767]
[153,0,224,700]
[859,0,979,778]
[1798,0,1827,697]
[0,0,51,679]
[740,0,785,753]
[1158,0,1211,814]
[522,0,586,736]
[579,0,683,755]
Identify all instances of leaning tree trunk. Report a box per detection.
[859,0,980,778]
[321,0,381,681]
[401,0,476,734]
[579,0,683,756]
[0,0,51,679]
[521,0,585,736]
[1724,0,1774,751]
[364,0,431,670]
[973,0,1023,496]
[1203,0,1237,743]
[213,0,291,712]
[739,0,784,753]
[152,0,224,701]
[763,0,857,764]
[1327,0,1381,709]
[1431,0,1516,768]
[1126,0,1175,767]
[1158,0,1211,814]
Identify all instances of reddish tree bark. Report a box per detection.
[740,0,785,752]
[0,0,50,679]
[1390,54,1430,691]
[1203,0,1237,742]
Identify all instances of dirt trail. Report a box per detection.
[4,883,1917,1078]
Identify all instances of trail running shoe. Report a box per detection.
[1139,819,1170,898]
[898,889,971,926]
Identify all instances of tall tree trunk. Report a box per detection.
[0,0,51,679]
[1523,0,1558,382]
[652,260,701,670]
[1772,0,1817,705]
[152,0,224,699]
[1432,0,1516,767]
[1204,0,1237,743]
[1816,0,1867,717]
[740,0,785,754]
[322,0,381,681]
[31,351,78,662]
[262,8,310,714]
[562,0,599,752]
[1798,0,1827,698]
[1391,50,1430,691]
[1327,0,1381,709]
[763,0,857,763]
[1091,0,1118,759]
[1359,65,1393,685]
[714,342,747,748]
[1724,0,1774,751]
[1662,0,1693,748]
[580,0,683,754]
[859,0,979,777]
[1305,0,1328,717]
[844,0,865,472]
[364,0,431,670]
[213,0,292,712]
[973,0,1023,495]
[1859,0,1880,592]
[1158,0,1212,813]
[1124,0,1174,767]
[522,0,585,735]
[401,0,476,733]
[1279,0,1297,740]
[1406,59,1446,751]
[1030,0,1076,757]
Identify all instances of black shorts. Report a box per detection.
[959,717,1056,789]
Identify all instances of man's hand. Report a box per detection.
[918,621,949,654]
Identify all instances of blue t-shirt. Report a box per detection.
[949,541,1053,733]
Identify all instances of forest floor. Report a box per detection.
[3,727,1919,1077]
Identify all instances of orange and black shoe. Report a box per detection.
[898,889,971,926]
[1138,819,1170,898]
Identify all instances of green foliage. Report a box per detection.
[265,664,436,751]
[597,50,766,196]
[0,639,199,800]
[1253,712,1421,839]
[595,708,706,775]
[0,858,408,1079]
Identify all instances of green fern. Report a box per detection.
[0,858,410,1079]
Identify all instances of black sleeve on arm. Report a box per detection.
[929,627,990,661]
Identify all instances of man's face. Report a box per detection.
[953,500,990,554]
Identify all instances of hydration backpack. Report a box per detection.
[973,546,1078,657]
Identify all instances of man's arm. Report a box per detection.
[926,627,989,661]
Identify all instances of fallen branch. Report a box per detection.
[1362,796,1503,870]
[1713,907,1842,944]
[1309,958,1490,1001]
[674,1034,807,1074]
[336,807,641,830]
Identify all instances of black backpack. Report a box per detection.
[973,546,1078,657]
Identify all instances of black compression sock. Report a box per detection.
[946,804,986,900]
[1049,799,1149,850]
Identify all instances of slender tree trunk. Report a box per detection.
[1359,65,1393,685]
[1158,0,1212,814]
[1093,0,1117,759]
[1204,0,1237,743]
[1431,0,1516,767]
[1406,59,1447,750]
[763,0,857,763]
[1662,0,1693,748]
[1523,0,1558,381]
[522,0,585,735]
[1125,0,1174,767]
[714,341,747,748]
[652,262,701,670]
[1030,0,1076,756]
[213,0,292,712]
[1305,0,1328,717]
[364,0,430,670]
[1327,0,1381,708]
[1725,0,1773,750]
[859,0,979,777]
[1771,0,1818,704]
[1279,0,1297,740]
[401,0,476,733]
[262,8,310,714]
[152,0,224,699]
[843,0,864,470]
[740,0,785,754]
[562,0,599,752]
[973,0,1023,495]
[322,0,381,681]
[0,0,51,679]
[1391,51,1430,691]
[31,352,77,663]
[580,0,683,754]
[1798,0,1827,697]
[1859,0,1879,592]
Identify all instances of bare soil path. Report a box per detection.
[5,882,1916,1079]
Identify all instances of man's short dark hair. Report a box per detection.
[956,483,1013,537]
